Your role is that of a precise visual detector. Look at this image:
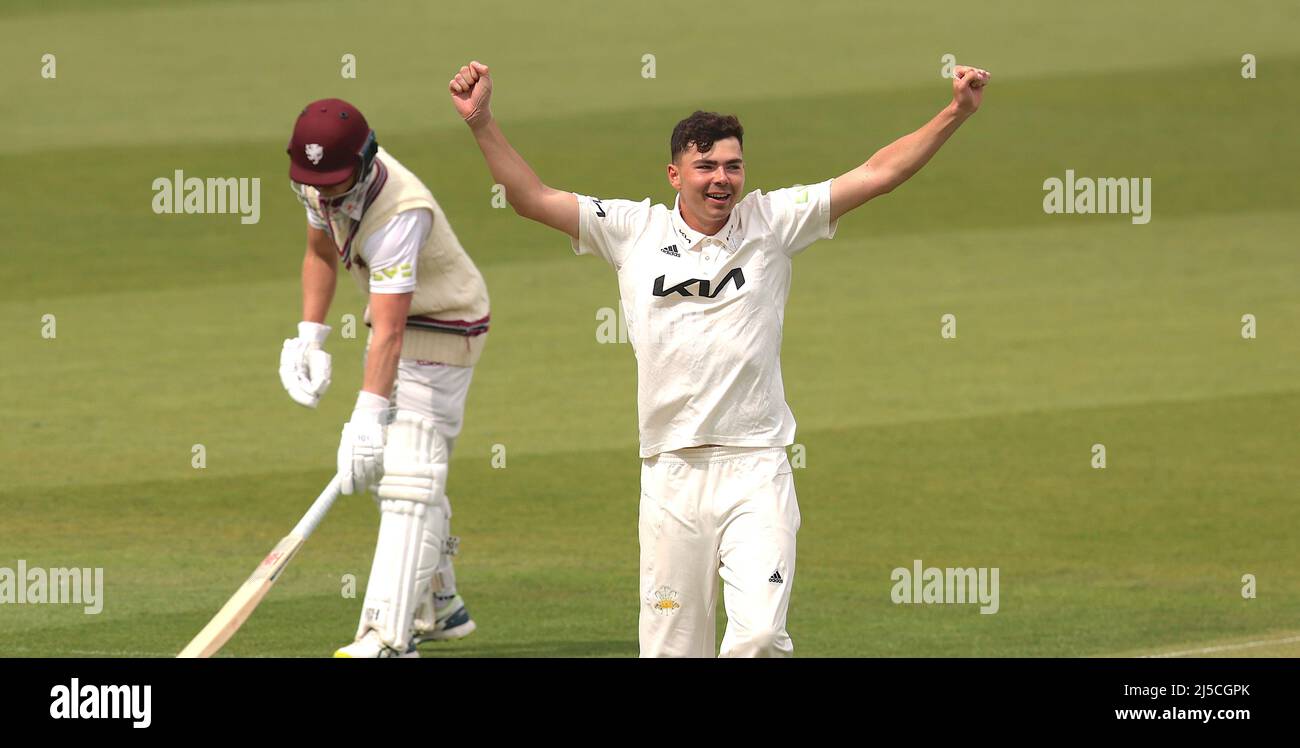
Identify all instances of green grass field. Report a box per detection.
[2,0,1298,657]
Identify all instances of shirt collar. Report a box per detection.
[312,160,381,222]
[670,193,743,253]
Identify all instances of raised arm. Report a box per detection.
[829,65,991,223]
[449,61,578,240]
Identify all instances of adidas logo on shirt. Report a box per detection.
[660,244,680,257]
[769,570,784,584]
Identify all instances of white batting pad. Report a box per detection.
[354,412,449,648]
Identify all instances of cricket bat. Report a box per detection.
[177,475,343,658]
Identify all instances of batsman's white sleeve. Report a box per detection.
[361,209,431,295]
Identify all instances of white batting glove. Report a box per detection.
[279,321,333,408]
[338,391,388,495]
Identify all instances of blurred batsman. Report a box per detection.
[281,98,490,657]
[450,61,989,656]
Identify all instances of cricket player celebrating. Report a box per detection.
[281,98,490,657]
[449,60,988,657]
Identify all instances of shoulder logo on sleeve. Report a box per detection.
[794,187,809,205]
[305,143,324,165]
[370,263,412,282]
[591,198,606,218]
[660,244,680,257]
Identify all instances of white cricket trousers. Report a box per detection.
[639,446,800,658]
[392,359,473,455]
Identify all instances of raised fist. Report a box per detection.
[449,61,492,128]
[951,65,991,115]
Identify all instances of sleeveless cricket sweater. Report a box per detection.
[303,148,490,367]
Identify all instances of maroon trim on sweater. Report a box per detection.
[364,313,490,337]
[336,160,389,269]
[408,314,491,328]
[405,313,490,337]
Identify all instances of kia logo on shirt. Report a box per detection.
[652,268,746,298]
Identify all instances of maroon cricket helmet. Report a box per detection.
[286,98,378,186]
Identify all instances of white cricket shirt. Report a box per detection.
[572,179,838,457]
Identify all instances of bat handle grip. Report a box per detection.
[290,475,343,539]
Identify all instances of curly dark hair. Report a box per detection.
[670,111,744,162]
